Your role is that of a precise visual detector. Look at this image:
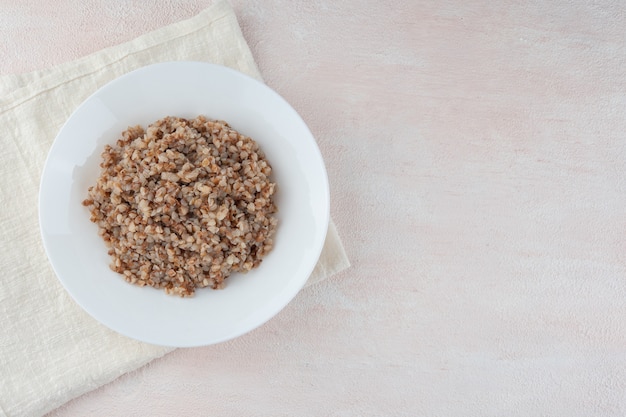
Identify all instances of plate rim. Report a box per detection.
[38,61,330,347]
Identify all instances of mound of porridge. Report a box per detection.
[82,116,277,296]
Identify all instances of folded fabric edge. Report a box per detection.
[0,0,233,112]
[40,349,172,417]
[306,220,351,286]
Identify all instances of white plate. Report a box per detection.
[39,62,329,347]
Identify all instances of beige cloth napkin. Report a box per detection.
[0,2,349,416]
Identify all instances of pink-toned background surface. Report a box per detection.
[3,1,626,415]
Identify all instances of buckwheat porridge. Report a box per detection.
[82,116,277,297]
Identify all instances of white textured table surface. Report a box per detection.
[4,1,626,416]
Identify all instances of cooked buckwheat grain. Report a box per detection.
[82,116,277,296]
